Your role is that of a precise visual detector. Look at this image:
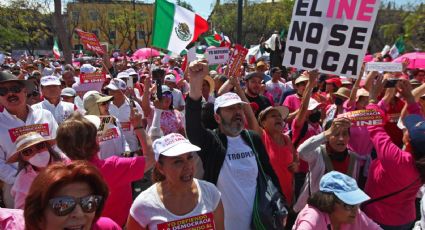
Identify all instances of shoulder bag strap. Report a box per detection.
[362,177,420,208]
[347,152,357,177]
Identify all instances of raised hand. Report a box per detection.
[396,79,415,104]
[324,117,352,140]
[188,61,209,82]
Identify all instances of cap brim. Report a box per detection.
[334,189,370,205]
[105,84,119,91]
[157,142,201,161]
[403,114,424,134]
[61,93,75,97]
[333,93,349,99]
[215,100,248,112]
[96,95,113,103]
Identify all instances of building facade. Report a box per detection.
[66,0,154,52]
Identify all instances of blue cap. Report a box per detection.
[320,171,370,205]
[403,114,425,152]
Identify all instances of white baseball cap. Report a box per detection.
[80,64,96,74]
[125,68,138,76]
[214,92,247,113]
[105,78,126,91]
[153,133,201,161]
[307,98,321,111]
[117,71,130,79]
[164,74,176,83]
[40,75,61,86]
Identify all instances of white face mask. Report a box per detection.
[28,150,50,168]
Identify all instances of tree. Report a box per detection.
[176,0,194,11]
[0,0,51,55]
[54,0,72,64]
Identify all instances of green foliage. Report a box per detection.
[210,0,294,45]
[0,0,51,54]
[176,0,194,11]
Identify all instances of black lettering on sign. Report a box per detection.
[349,27,367,49]
[303,48,318,68]
[289,21,307,42]
[329,24,348,46]
[322,51,339,72]
[341,54,358,75]
[306,23,323,44]
[310,0,322,17]
[288,46,302,65]
[295,0,308,16]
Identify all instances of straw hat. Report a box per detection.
[258,106,290,124]
[203,75,215,94]
[333,87,351,99]
[7,132,55,163]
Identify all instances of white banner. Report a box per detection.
[207,47,230,65]
[366,62,402,72]
[283,0,380,78]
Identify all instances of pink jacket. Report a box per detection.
[90,155,145,226]
[364,103,422,226]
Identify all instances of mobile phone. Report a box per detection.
[384,78,400,88]
[152,68,165,100]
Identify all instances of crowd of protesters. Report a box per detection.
[0,49,424,230]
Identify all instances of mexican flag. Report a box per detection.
[389,37,405,59]
[53,38,61,60]
[152,0,209,54]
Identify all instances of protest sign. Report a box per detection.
[8,124,50,142]
[338,109,385,127]
[225,45,248,77]
[283,0,380,77]
[73,72,106,98]
[156,213,215,230]
[365,62,402,72]
[80,72,106,84]
[75,29,105,55]
[207,47,230,65]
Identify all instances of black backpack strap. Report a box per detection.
[362,177,420,208]
[293,122,309,147]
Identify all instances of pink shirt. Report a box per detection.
[364,103,422,226]
[89,155,145,226]
[293,204,382,230]
[283,94,301,112]
[0,208,24,230]
[262,130,294,205]
[92,217,122,230]
[345,103,374,157]
[11,166,39,209]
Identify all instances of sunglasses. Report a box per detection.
[163,93,173,98]
[48,195,103,216]
[20,142,47,157]
[0,85,23,96]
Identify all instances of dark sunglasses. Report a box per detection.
[48,195,103,216]
[0,85,23,96]
[20,142,47,157]
[27,91,40,98]
[163,93,173,98]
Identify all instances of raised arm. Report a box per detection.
[141,76,153,118]
[294,71,318,129]
[130,107,154,172]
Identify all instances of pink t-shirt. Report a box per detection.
[293,204,382,230]
[89,155,145,226]
[0,208,24,230]
[92,217,122,230]
[11,166,39,209]
[363,103,422,226]
[345,103,373,157]
[283,94,301,112]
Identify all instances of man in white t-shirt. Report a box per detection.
[106,78,144,154]
[185,61,284,230]
[32,75,76,124]
[0,71,58,208]
[265,67,290,105]
[164,74,185,111]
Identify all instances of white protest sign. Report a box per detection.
[366,62,402,72]
[283,0,380,78]
[187,46,197,63]
[206,47,230,65]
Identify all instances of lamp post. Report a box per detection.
[236,0,243,44]
[133,0,138,51]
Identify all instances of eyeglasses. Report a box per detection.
[336,200,358,211]
[0,85,23,96]
[48,195,103,216]
[20,142,47,157]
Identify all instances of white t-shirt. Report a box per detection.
[171,88,185,109]
[31,100,75,124]
[98,122,129,159]
[265,81,289,105]
[108,98,143,152]
[130,179,221,230]
[216,135,258,230]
